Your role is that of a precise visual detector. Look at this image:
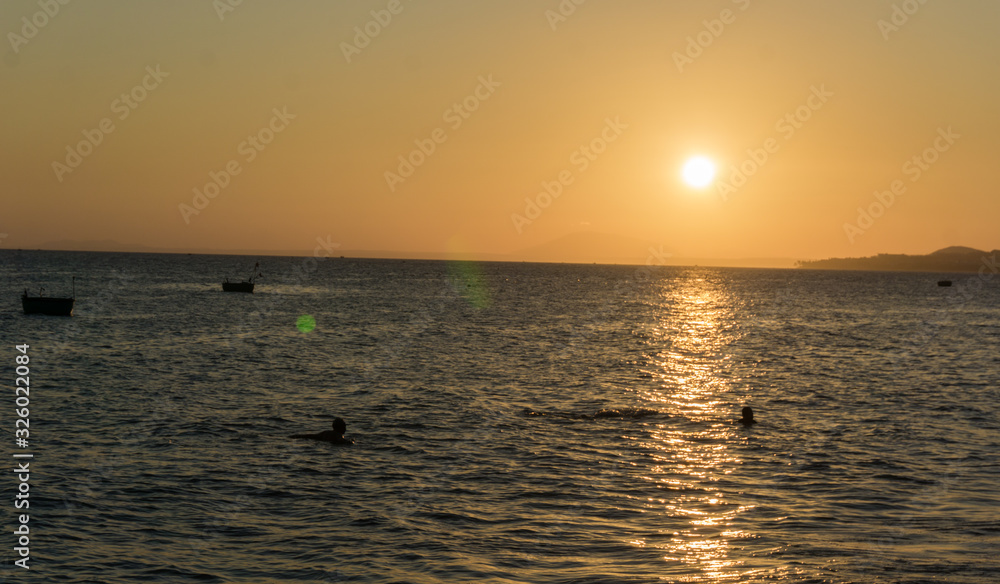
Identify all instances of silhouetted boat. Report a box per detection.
[223,262,261,293]
[22,278,75,316]
[938,280,953,287]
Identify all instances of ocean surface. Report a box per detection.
[1,250,998,583]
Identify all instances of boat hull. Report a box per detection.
[222,281,255,293]
[22,296,74,316]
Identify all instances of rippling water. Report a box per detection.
[2,250,998,583]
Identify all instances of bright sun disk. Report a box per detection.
[682,156,716,188]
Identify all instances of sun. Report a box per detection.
[682,156,717,188]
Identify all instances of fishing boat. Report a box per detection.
[223,262,261,293]
[22,278,75,316]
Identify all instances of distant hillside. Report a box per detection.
[930,246,984,256]
[515,232,659,264]
[36,239,165,253]
[11,235,797,267]
[26,240,319,257]
[798,247,998,273]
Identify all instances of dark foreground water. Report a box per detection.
[1,250,998,583]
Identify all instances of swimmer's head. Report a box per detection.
[741,407,754,422]
[332,417,346,435]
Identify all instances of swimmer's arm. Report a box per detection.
[318,431,354,443]
[289,431,353,444]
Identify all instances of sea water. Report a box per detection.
[1,250,998,583]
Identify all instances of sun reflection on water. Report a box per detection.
[633,272,753,582]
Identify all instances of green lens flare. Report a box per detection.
[447,260,490,309]
[296,315,316,333]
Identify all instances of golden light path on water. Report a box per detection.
[633,274,752,582]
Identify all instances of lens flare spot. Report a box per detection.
[446,236,490,309]
[447,261,490,309]
[296,315,316,333]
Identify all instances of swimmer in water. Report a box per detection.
[740,406,757,426]
[290,417,354,445]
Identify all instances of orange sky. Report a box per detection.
[2,0,998,264]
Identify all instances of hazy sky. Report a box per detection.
[2,0,998,262]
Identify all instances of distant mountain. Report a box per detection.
[35,239,165,253]
[797,247,998,273]
[512,232,801,267]
[514,232,660,264]
[930,246,984,256]
[14,235,798,268]
[26,240,316,257]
